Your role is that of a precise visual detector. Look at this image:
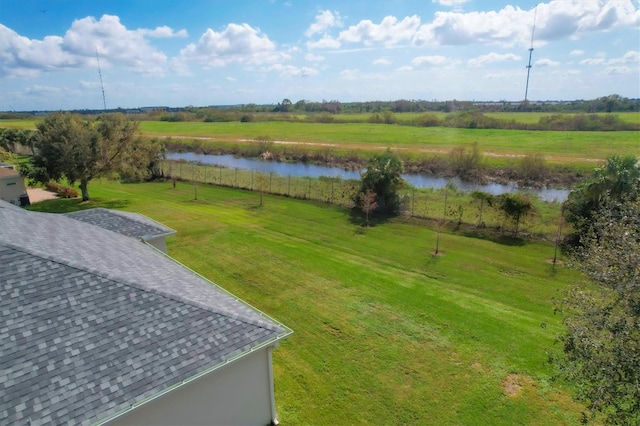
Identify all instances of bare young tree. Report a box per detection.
[359,189,378,226]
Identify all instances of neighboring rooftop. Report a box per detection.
[65,208,176,241]
[0,167,19,178]
[0,203,291,425]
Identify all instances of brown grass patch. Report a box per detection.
[502,373,536,397]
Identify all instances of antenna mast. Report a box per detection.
[96,47,107,111]
[524,5,537,105]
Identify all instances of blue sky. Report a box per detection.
[1,0,638,111]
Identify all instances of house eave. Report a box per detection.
[93,328,293,426]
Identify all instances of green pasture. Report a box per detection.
[3,117,637,164]
[146,121,638,163]
[28,180,586,425]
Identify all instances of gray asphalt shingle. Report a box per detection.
[0,202,291,425]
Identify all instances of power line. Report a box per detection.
[96,47,107,111]
[524,5,537,105]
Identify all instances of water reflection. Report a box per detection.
[167,152,569,202]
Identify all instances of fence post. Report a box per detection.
[219,166,222,184]
[204,165,207,183]
[308,177,311,200]
[330,179,334,203]
[288,175,291,197]
[269,172,272,193]
[251,170,254,191]
[179,162,182,177]
[412,189,415,217]
[235,168,238,188]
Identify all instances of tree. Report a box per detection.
[357,150,404,214]
[470,190,493,227]
[555,198,640,425]
[495,193,534,238]
[23,112,159,201]
[359,189,378,226]
[564,155,639,241]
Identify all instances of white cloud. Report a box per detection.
[305,53,325,62]
[605,66,632,74]
[263,64,319,78]
[467,52,521,67]
[412,55,454,67]
[339,68,360,80]
[432,0,469,6]
[570,49,584,56]
[0,15,173,77]
[580,57,606,65]
[306,36,341,50]
[414,0,640,48]
[338,15,421,47]
[608,50,640,64]
[65,15,168,75]
[306,10,342,37]
[178,23,288,67]
[226,76,237,82]
[373,57,391,66]
[139,25,187,38]
[535,58,561,67]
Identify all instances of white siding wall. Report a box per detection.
[109,347,275,426]
[0,176,28,205]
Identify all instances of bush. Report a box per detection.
[45,181,79,198]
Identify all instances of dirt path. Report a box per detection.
[148,133,604,163]
[27,188,57,203]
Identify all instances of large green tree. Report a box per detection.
[563,155,639,242]
[24,112,161,201]
[357,150,404,214]
[556,198,640,425]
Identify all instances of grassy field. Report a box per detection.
[28,180,587,424]
[3,116,637,166]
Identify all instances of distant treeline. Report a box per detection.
[2,94,638,120]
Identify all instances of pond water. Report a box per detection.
[167,152,569,202]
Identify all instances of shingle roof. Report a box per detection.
[65,208,176,241]
[0,202,291,425]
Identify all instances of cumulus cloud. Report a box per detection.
[467,52,521,67]
[305,53,325,62]
[139,25,187,38]
[306,36,341,50]
[579,51,639,67]
[415,0,640,47]
[535,58,561,67]
[432,0,469,6]
[412,55,453,67]
[0,15,177,77]
[178,23,288,67]
[263,64,318,78]
[373,57,392,65]
[570,49,585,56]
[580,57,606,65]
[338,15,421,47]
[306,10,342,37]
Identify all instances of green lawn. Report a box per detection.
[29,180,586,424]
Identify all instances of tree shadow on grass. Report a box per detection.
[27,197,130,214]
[347,207,396,229]
[461,229,528,246]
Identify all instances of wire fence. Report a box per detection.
[161,160,565,240]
